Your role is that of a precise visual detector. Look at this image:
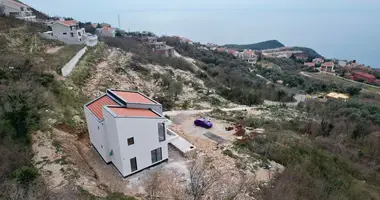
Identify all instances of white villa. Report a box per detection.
[0,0,36,21]
[84,89,194,178]
[41,19,98,46]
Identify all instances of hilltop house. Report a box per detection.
[313,57,325,64]
[84,90,167,177]
[41,20,98,46]
[84,89,194,178]
[0,0,36,21]
[320,62,335,73]
[304,62,316,68]
[96,26,116,37]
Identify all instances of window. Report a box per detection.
[20,7,24,11]
[78,32,81,36]
[151,148,162,163]
[127,137,134,146]
[63,32,67,35]
[130,157,137,172]
[158,123,165,142]
[70,33,74,37]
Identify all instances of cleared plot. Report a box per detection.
[304,72,380,94]
[203,132,227,144]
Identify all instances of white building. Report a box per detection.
[0,0,36,21]
[84,89,171,178]
[41,20,98,46]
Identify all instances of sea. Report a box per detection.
[30,0,380,68]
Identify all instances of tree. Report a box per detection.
[346,86,361,96]
[186,156,221,200]
[96,23,102,28]
[115,30,123,37]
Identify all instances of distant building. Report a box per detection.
[304,62,316,68]
[96,26,116,37]
[227,49,239,57]
[178,37,193,44]
[320,62,335,73]
[313,57,325,64]
[216,47,226,53]
[40,20,98,46]
[0,0,36,21]
[141,36,157,44]
[338,60,347,67]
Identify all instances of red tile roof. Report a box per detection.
[109,107,160,118]
[304,62,316,67]
[87,95,119,120]
[102,26,116,31]
[112,91,155,104]
[58,20,78,26]
[322,62,334,67]
[353,72,376,79]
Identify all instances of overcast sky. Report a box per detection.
[26,0,380,67]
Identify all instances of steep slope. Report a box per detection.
[224,40,285,50]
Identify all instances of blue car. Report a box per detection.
[194,118,213,129]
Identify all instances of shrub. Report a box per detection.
[11,166,39,185]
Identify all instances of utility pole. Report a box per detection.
[118,14,121,29]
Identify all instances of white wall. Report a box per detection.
[114,117,168,177]
[51,23,71,38]
[61,46,87,77]
[126,103,163,115]
[84,106,111,163]
[103,107,123,174]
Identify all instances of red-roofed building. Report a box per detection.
[228,49,238,57]
[96,26,116,37]
[352,71,376,83]
[304,62,316,68]
[320,62,335,73]
[42,19,98,46]
[216,47,226,53]
[84,89,195,178]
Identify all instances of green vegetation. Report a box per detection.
[70,43,105,87]
[258,66,363,95]
[0,16,135,199]
[224,40,285,50]
[161,36,295,105]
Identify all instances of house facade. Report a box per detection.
[41,20,98,46]
[320,62,335,73]
[84,89,170,177]
[0,0,36,21]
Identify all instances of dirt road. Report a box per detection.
[164,94,305,117]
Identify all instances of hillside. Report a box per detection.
[288,46,322,58]
[224,40,285,50]
[2,14,380,200]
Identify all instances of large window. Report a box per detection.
[151,148,162,163]
[130,157,137,172]
[158,123,165,142]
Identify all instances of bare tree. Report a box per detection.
[186,156,221,200]
[145,172,161,200]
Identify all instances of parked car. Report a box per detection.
[194,118,213,129]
